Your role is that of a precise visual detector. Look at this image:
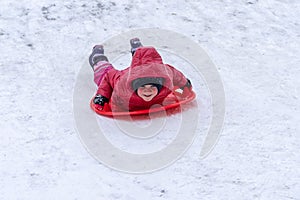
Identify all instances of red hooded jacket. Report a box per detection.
[96,47,188,111]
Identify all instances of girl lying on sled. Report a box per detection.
[89,38,193,113]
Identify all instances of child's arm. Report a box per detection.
[166,64,191,88]
[96,73,113,98]
[93,73,114,109]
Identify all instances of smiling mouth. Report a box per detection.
[143,94,152,97]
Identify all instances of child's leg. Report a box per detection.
[130,38,143,56]
[89,45,114,85]
[93,61,114,86]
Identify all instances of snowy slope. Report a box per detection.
[1,0,300,199]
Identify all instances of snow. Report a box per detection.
[1,0,300,199]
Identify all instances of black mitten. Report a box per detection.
[181,78,192,90]
[93,95,109,106]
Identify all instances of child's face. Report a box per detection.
[137,84,158,102]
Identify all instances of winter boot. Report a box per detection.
[89,45,109,69]
[130,38,143,56]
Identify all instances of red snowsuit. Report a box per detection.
[95,47,188,112]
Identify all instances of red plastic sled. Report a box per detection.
[90,89,196,117]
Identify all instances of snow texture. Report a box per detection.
[1,0,300,199]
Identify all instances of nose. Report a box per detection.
[143,85,153,92]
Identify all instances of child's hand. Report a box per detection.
[174,79,193,98]
[182,78,192,90]
[93,95,109,106]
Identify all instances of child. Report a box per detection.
[89,38,192,112]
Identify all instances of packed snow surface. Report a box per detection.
[0,0,299,199]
